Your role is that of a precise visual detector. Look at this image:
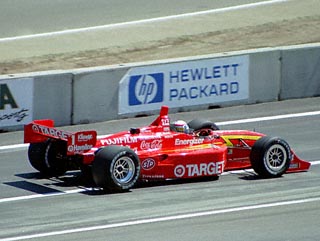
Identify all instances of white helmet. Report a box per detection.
[174,120,189,133]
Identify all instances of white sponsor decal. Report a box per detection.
[163,127,170,132]
[175,138,204,146]
[101,136,138,145]
[161,118,170,126]
[141,158,156,170]
[140,140,162,150]
[68,144,93,153]
[32,124,70,140]
[142,174,164,179]
[174,165,186,177]
[78,133,94,142]
[119,55,249,115]
[174,161,224,178]
[0,78,33,127]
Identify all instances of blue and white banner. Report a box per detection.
[119,55,249,114]
[0,78,33,127]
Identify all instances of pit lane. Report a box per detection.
[0,98,319,240]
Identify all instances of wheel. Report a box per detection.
[92,145,141,192]
[188,118,219,136]
[28,140,67,177]
[250,136,292,178]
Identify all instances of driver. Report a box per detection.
[174,120,190,133]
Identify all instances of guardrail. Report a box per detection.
[0,43,319,130]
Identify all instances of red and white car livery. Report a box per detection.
[24,106,310,192]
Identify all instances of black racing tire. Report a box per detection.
[92,145,141,192]
[188,118,219,136]
[250,136,292,178]
[188,119,219,131]
[28,140,67,177]
[80,165,93,179]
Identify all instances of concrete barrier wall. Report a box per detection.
[32,72,73,126]
[71,49,283,122]
[0,71,73,130]
[280,44,320,99]
[248,49,281,103]
[0,43,319,130]
[72,67,128,124]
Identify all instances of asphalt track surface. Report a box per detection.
[0,1,320,240]
[0,0,268,38]
[0,97,320,241]
[1,0,319,74]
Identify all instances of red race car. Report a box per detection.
[24,106,310,192]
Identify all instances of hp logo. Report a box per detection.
[128,73,164,106]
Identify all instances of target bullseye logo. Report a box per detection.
[174,165,185,177]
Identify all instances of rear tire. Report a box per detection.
[28,140,67,177]
[188,119,219,131]
[92,146,140,192]
[188,119,219,136]
[250,136,292,178]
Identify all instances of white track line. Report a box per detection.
[0,189,86,204]
[217,110,320,126]
[1,160,319,204]
[2,196,320,241]
[0,143,28,151]
[0,0,289,42]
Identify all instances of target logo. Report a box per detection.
[174,165,186,178]
[174,161,224,178]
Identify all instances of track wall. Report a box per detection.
[0,43,319,130]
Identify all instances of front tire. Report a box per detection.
[92,146,140,192]
[250,136,292,178]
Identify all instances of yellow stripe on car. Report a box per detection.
[220,135,262,146]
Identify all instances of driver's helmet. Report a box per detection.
[174,120,189,133]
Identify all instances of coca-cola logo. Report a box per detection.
[140,140,162,150]
[142,158,156,170]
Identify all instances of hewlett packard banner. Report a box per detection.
[119,55,249,114]
[0,78,33,127]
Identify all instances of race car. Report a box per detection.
[24,105,310,192]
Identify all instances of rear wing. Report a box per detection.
[24,120,97,155]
